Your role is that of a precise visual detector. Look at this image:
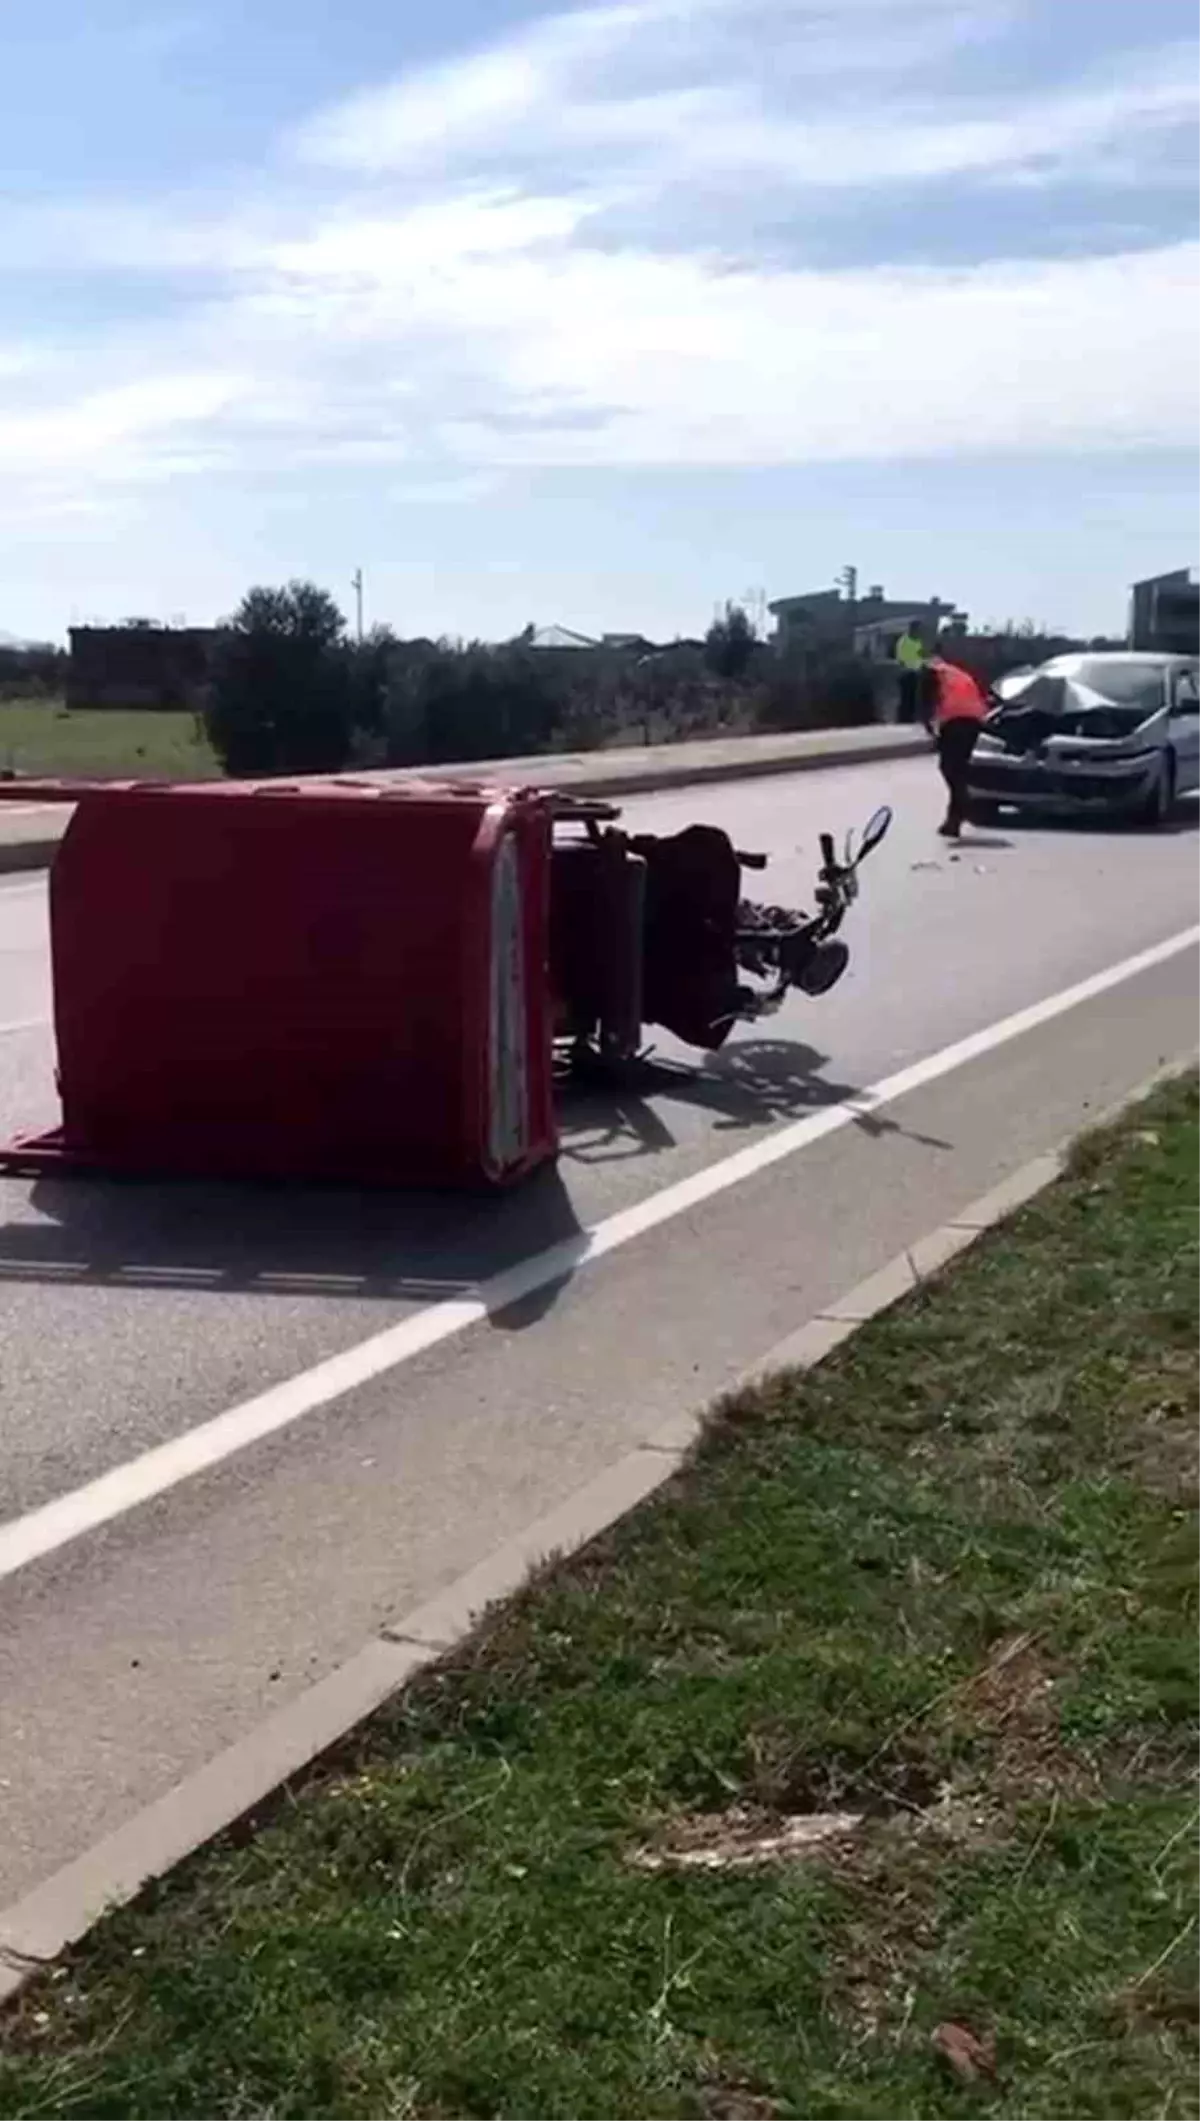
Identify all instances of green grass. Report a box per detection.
[0,698,219,780]
[1,1078,1196,2120]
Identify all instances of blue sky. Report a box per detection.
[2,0,1197,644]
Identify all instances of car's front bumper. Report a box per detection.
[968,747,1163,812]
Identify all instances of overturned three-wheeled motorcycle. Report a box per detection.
[0,773,890,1189]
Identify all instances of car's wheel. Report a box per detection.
[1135,750,1176,828]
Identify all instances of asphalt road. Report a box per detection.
[0,757,1196,1908]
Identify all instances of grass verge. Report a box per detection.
[1,1077,1196,2119]
[0,700,218,781]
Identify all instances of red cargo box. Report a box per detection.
[1,777,557,1187]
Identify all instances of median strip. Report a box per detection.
[0,724,926,875]
[0,1073,1196,2119]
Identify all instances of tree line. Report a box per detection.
[0,641,68,699]
[201,583,883,777]
[200,582,1115,779]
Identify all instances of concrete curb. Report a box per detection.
[0,1056,1190,2000]
[0,730,925,876]
[501,731,924,801]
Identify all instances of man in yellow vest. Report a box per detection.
[895,619,926,724]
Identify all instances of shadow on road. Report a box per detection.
[0,1160,585,1321]
[0,1041,948,1309]
[663,1041,953,1149]
[561,1039,952,1153]
[993,798,1198,839]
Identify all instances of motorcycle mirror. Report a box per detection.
[857,804,893,860]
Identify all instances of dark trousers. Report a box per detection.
[937,716,980,829]
[897,668,920,724]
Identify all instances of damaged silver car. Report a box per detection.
[968,652,1200,827]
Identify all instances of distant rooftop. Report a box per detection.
[528,625,601,650]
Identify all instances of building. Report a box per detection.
[67,624,225,710]
[767,582,965,659]
[1128,571,1199,655]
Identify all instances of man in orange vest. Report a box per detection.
[921,648,988,839]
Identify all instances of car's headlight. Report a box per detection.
[975,731,1003,752]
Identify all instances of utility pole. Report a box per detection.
[351,568,364,643]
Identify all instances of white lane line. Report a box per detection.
[0,923,1196,1585]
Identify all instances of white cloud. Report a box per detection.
[0,345,37,378]
[385,237,1200,465]
[0,372,249,477]
[294,1,679,170]
[387,471,507,505]
[267,190,598,280]
[15,219,1189,494]
[294,0,1196,197]
[1,0,1197,539]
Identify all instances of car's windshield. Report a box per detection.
[1064,661,1166,707]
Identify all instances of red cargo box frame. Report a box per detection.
[0,776,557,1189]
